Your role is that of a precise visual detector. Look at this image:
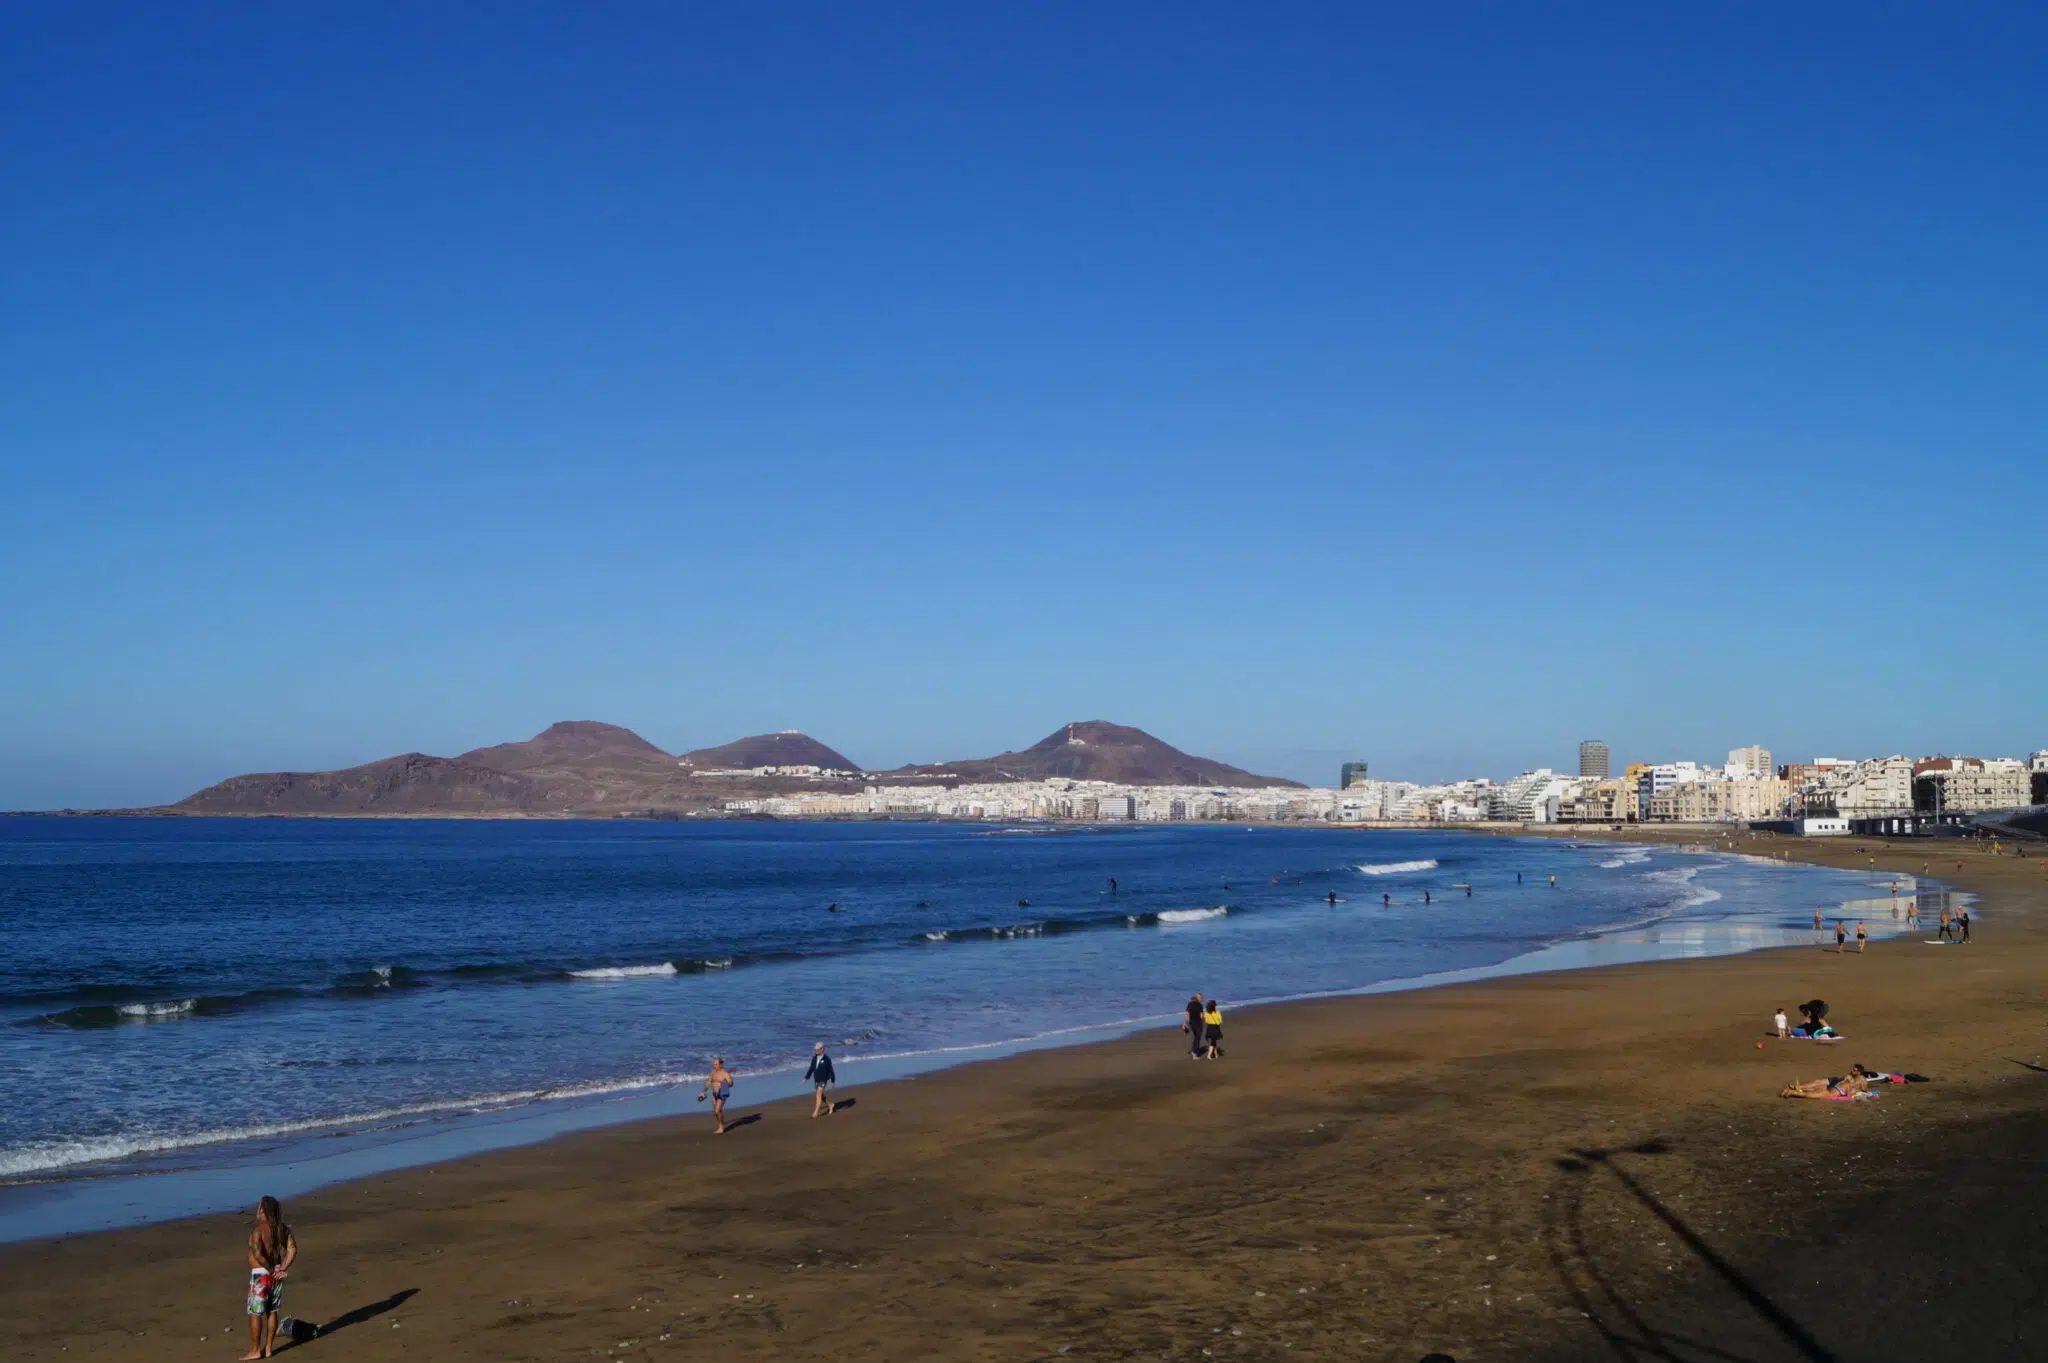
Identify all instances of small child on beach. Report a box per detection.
[1774,1008,1789,1039]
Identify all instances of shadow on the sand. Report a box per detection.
[2004,1058,2048,1074]
[1545,1141,1837,1362]
[720,1113,763,1132]
[287,1287,417,1348]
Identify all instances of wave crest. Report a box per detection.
[1356,859,1438,876]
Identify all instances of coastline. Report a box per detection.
[5,832,2044,1359]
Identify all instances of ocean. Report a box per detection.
[0,817,1949,1240]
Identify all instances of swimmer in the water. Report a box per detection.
[1017,897,1029,908]
[827,902,844,913]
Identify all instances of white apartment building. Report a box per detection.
[1489,769,1573,822]
[1913,757,2031,812]
[1635,762,1706,819]
[1802,756,1913,816]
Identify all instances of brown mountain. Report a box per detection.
[458,720,669,772]
[171,753,549,815]
[169,722,864,817]
[680,732,861,772]
[887,721,1303,788]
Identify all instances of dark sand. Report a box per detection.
[6,832,2047,1361]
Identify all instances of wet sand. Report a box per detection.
[6,832,2047,1361]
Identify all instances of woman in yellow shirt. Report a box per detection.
[1202,1002,1223,1059]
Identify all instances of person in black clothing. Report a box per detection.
[1184,993,1206,1058]
[805,1042,838,1118]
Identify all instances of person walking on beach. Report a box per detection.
[1958,908,1972,942]
[699,1057,735,1134]
[1202,1000,1224,1059]
[1812,907,1824,939]
[1834,920,1847,953]
[242,1196,297,1360]
[1856,921,1867,953]
[1184,993,1206,1057]
[1906,898,1919,928]
[805,1042,838,1117]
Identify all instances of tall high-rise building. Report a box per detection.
[1339,761,1370,790]
[1578,741,1610,779]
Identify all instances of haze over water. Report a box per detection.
[0,818,1934,1227]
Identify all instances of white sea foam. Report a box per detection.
[115,999,196,1020]
[0,1069,701,1179]
[567,963,679,980]
[698,958,734,970]
[1598,849,1653,869]
[1355,859,1438,876]
[1157,907,1229,924]
[923,931,949,941]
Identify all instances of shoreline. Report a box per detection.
[0,837,1910,1239]
[5,832,2043,1359]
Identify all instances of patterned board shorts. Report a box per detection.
[247,1267,282,1316]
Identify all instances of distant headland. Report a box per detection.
[132,719,1302,819]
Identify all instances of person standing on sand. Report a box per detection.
[699,1056,735,1133]
[1856,921,1867,953]
[1202,1000,1224,1059]
[1906,898,1919,928]
[805,1042,838,1117]
[1938,905,1954,941]
[1774,1007,1790,1039]
[1958,908,1972,943]
[243,1195,297,1360]
[1184,993,1206,1057]
[1834,920,1848,953]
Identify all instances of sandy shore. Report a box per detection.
[7,832,2047,1361]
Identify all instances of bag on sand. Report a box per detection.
[278,1317,320,1343]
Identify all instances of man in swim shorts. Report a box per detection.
[699,1056,735,1134]
[1184,993,1206,1057]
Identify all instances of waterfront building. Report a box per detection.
[1558,777,1635,823]
[1578,741,1610,779]
[1912,757,2032,813]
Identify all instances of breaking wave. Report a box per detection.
[1355,859,1438,876]
[568,963,680,981]
[1156,906,1229,924]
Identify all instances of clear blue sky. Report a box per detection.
[4,4,2044,807]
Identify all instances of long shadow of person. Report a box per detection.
[296,1287,418,1346]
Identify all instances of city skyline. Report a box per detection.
[5,6,2046,810]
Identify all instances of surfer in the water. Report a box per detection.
[1017,897,1029,908]
[1326,890,1339,905]
[1382,891,1390,907]
[828,902,844,913]
[1108,876,1118,894]
[1423,890,1432,905]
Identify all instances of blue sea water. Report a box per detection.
[0,817,1946,1237]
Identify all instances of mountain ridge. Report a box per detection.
[164,719,1300,815]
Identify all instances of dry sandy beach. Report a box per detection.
[6,833,2046,1362]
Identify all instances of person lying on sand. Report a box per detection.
[1847,1063,1931,1084]
[1781,1074,1875,1100]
